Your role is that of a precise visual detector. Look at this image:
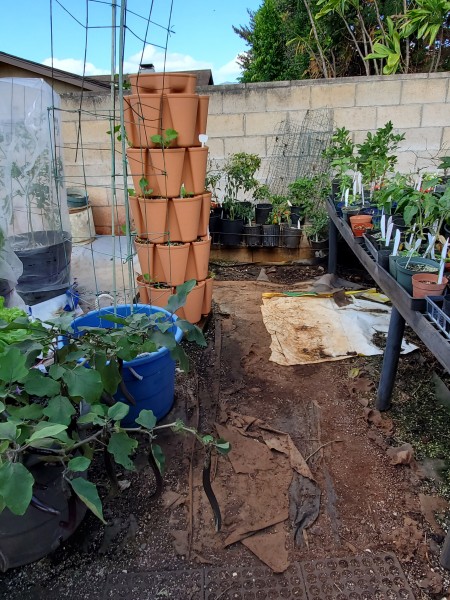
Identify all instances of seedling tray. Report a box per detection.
[425,296,450,339]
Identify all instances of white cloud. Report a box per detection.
[42,58,108,76]
[42,47,244,85]
[214,56,243,84]
[123,46,212,74]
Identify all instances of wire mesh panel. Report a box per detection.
[265,109,334,196]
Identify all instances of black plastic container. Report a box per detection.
[220,218,243,246]
[244,224,261,247]
[261,224,280,247]
[255,203,272,225]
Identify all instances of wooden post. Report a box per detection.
[376,307,406,411]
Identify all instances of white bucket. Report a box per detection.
[69,205,96,244]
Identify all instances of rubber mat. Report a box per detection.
[300,553,415,600]
[103,552,414,600]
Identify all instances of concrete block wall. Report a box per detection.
[60,92,127,234]
[201,72,450,178]
[61,72,449,232]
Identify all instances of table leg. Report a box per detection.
[376,306,405,411]
[328,218,338,275]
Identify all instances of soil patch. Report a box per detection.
[1,265,450,599]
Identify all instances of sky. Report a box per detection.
[1,0,262,84]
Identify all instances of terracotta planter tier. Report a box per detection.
[156,243,190,286]
[193,95,210,147]
[167,195,203,242]
[124,94,170,149]
[129,195,145,238]
[178,280,206,324]
[129,73,197,95]
[127,147,186,199]
[185,237,212,281]
[202,276,214,316]
[134,239,165,282]
[181,147,209,196]
[198,192,212,237]
[412,273,448,299]
[166,94,199,147]
[137,197,168,243]
[136,274,174,308]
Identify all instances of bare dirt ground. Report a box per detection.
[1,264,450,599]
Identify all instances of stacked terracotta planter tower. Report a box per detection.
[124,72,213,323]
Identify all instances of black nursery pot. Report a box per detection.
[289,207,305,228]
[11,230,72,306]
[261,224,280,247]
[220,218,244,246]
[255,204,272,225]
[282,226,302,249]
[244,224,261,247]
[209,214,222,244]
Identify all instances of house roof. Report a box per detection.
[0,52,110,92]
[0,52,215,90]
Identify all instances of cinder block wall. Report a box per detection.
[61,72,450,232]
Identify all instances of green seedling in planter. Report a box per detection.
[267,196,290,225]
[139,177,154,197]
[322,127,355,195]
[141,274,171,289]
[222,152,261,220]
[150,128,178,149]
[355,121,404,191]
[253,184,272,203]
[304,207,329,242]
[179,184,194,198]
[0,280,230,528]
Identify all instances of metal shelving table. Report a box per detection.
[327,199,450,410]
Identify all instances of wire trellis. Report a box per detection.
[264,109,334,196]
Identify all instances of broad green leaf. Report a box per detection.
[166,280,197,314]
[107,402,130,422]
[175,320,206,346]
[170,345,189,372]
[152,443,166,474]
[150,330,177,350]
[99,314,128,326]
[7,404,44,420]
[0,422,17,441]
[0,401,4,412]
[43,396,76,425]
[68,456,91,472]
[49,364,66,380]
[28,423,67,442]
[63,368,103,404]
[135,409,157,430]
[77,412,106,426]
[95,358,121,395]
[0,347,28,383]
[108,432,138,470]
[215,439,231,455]
[0,440,9,453]
[201,435,214,444]
[0,462,34,515]
[23,369,61,397]
[69,477,105,523]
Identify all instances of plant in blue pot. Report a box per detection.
[0,280,230,570]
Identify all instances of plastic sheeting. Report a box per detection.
[261,295,417,366]
[0,78,71,297]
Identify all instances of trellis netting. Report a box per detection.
[0,78,71,304]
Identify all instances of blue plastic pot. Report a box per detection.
[71,304,182,426]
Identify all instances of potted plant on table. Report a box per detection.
[305,206,329,250]
[0,281,230,570]
[220,152,261,246]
